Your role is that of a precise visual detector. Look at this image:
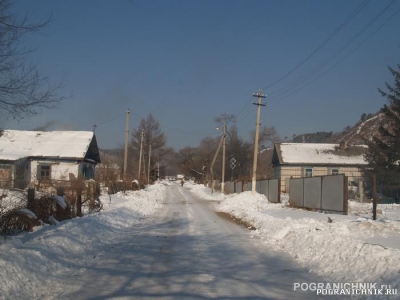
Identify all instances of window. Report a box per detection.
[82,164,94,180]
[39,165,51,180]
[331,168,340,175]
[304,168,313,177]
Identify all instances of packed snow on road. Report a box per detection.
[0,180,399,299]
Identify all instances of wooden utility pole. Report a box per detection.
[138,130,144,182]
[157,160,160,181]
[147,144,152,184]
[123,109,130,183]
[251,90,266,196]
[221,123,227,193]
[142,150,147,184]
[210,136,224,194]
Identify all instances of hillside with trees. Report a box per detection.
[290,111,386,146]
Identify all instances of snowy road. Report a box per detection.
[57,184,322,299]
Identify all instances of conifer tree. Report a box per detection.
[365,65,400,177]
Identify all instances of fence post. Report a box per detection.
[278,179,281,203]
[343,175,348,215]
[88,181,95,211]
[359,181,364,203]
[76,189,82,217]
[27,188,35,210]
[57,187,63,196]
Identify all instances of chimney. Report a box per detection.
[339,141,346,150]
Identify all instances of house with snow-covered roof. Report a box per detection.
[272,142,369,193]
[0,130,101,189]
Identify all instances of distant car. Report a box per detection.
[176,174,184,180]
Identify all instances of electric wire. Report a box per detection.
[95,112,125,128]
[271,6,400,102]
[264,0,371,91]
[268,0,397,100]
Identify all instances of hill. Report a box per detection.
[291,111,385,145]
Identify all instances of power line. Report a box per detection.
[268,0,397,100]
[271,5,400,102]
[264,0,371,90]
[95,112,125,128]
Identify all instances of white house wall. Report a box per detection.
[30,160,80,183]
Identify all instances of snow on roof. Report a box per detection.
[0,130,94,161]
[277,143,368,165]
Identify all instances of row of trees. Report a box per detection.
[118,112,280,185]
[175,114,280,183]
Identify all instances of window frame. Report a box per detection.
[39,164,51,180]
[331,167,340,175]
[303,167,313,178]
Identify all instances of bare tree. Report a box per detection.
[251,126,280,150]
[214,113,236,127]
[250,126,280,179]
[176,147,198,174]
[129,113,167,180]
[0,0,65,122]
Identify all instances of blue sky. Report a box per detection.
[7,0,400,150]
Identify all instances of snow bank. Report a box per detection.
[213,188,400,295]
[0,182,165,299]
[184,181,226,201]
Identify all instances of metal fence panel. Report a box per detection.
[268,179,280,203]
[235,181,242,193]
[289,178,304,207]
[225,181,234,194]
[304,177,321,209]
[259,180,268,198]
[256,180,262,194]
[322,175,345,212]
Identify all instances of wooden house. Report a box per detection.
[0,130,100,189]
[272,142,369,192]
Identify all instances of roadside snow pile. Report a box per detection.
[185,181,226,201]
[215,189,400,294]
[0,182,166,299]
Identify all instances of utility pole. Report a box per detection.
[147,144,152,184]
[138,130,144,182]
[221,123,227,193]
[251,90,266,196]
[142,150,147,184]
[123,109,130,183]
[157,159,160,181]
[210,136,224,194]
